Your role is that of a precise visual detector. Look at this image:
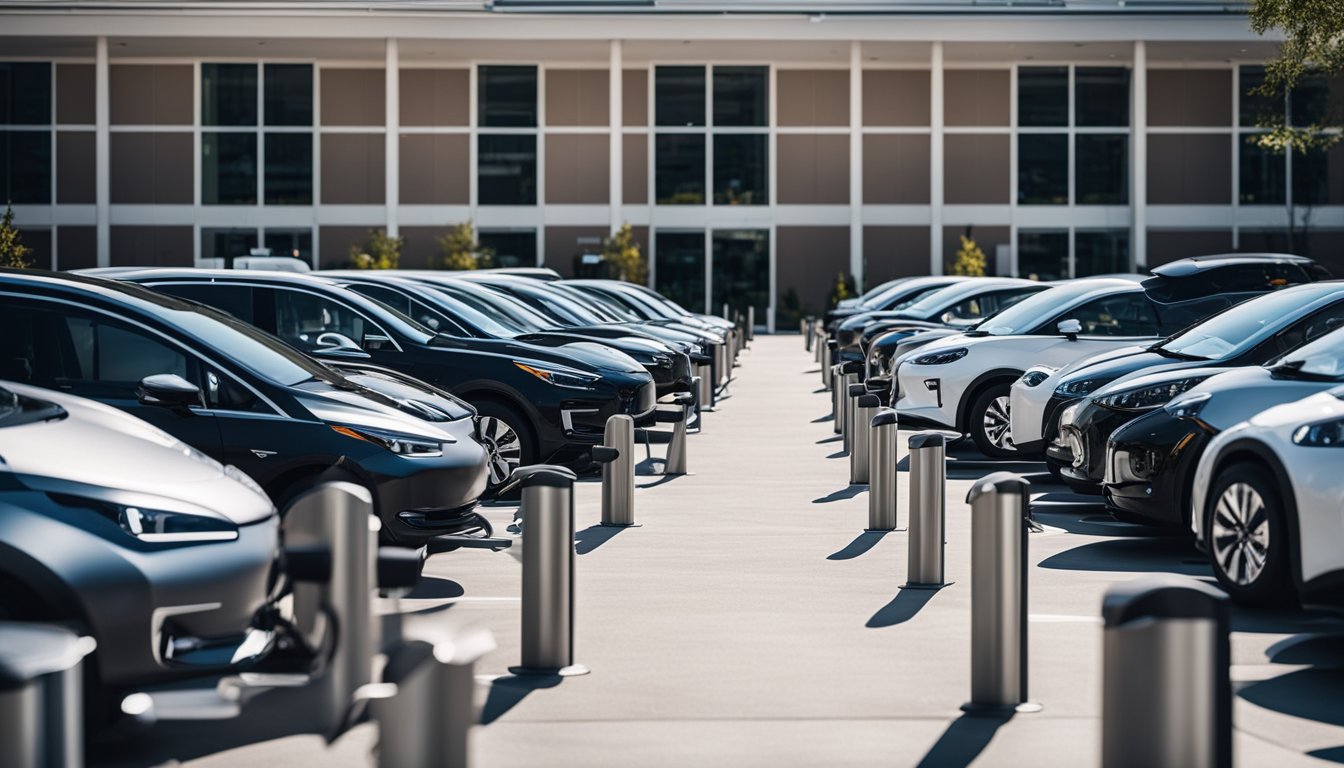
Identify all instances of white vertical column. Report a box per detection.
[609,40,623,232]
[849,41,864,290]
[929,41,944,276]
[95,36,110,267]
[1132,40,1147,269]
[385,38,399,237]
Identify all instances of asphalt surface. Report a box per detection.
[94,334,1344,767]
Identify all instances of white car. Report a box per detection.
[1190,385,1344,609]
[1009,343,1148,452]
[893,278,1166,457]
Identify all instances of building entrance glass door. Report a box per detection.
[711,229,770,323]
[654,230,707,313]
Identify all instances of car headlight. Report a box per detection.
[1094,377,1211,413]
[514,361,601,390]
[1164,391,1212,420]
[1019,370,1050,388]
[1055,377,1110,398]
[911,348,968,366]
[1292,417,1344,447]
[118,504,239,543]
[330,424,444,457]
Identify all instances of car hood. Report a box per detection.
[1181,366,1340,431]
[436,336,649,375]
[516,331,672,360]
[839,310,926,333]
[1055,351,1193,394]
[295,383,470,440]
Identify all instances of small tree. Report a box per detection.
[951,235,987,277]
[0,203,32,269]
[435,221,493,270]
[349,228,402,270]
[603,223,646,284]
[828,272,856,309]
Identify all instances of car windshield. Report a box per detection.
[420,286,524,338]
[433,282,561,331]
[1158,287,1334,361]
[0,387,66,428]
[1268,326,1344,380]
[974,282,1116,336]
[902,282,1002,318]
[613,286,682,319]
[551,284,626,322]
[161,303,346,386]
[517,285,609,325]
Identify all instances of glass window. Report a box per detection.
[713,133,767,205]
[202,132,257,204]
[1067,293,1161,337]
[1018,67,1068,127]
[1159,286,1340,361]
[477,134,536,205]
[0,63,51,125]
[201,228,258,266]
[264,64,312,127]
[655,66,705,127]
[1238,139,1285,205]
[1075,134,1128,204]
[713,66,767,127]
[202,63,258,127]
[162,283,256,326]
[1075,67,1129,127]
[0,130,51,204]
[711,230,770,322]
[1018,134,1068,204]
[1292,146,1332,206]
[264,132,312,204]
[1289,70,1331,127]
[478,66,537,128]
[655,134,705,205]
[1075,230,1130,276]
[1017,230,1069,282]
[478,230,536,269]
[273,288,374,351]
[1239,66,1280,126]
[264,229,313,263]
[654,231,706,314]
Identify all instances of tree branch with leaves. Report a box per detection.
[0,203,32,269]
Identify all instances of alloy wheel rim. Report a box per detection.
[480,416,523,485]
[982,395,1015,451]
[1211,481,1270,586]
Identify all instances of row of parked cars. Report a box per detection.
[824,253,1343,612]
[0,264,737,725]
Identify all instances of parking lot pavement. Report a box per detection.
[96,335,1344,768]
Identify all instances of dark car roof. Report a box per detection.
[1150,253,1315,278]
[0,267,218,318]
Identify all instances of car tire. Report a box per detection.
[474,400,537,494]
[968,383,1018,459]
[1205,462,1293,607]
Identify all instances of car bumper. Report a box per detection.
[1102,414,1212,528]
[1009,372,1056,450]
[1049,401,1147,493]
[537,376,658,467]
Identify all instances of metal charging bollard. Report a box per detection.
[867,408,899,531]
[372,627,496,768]
[904,432,947,588]
[845,381,865,461]
[511,466,589,676]
[831,366,844,434]
[600,415,635,527]
[839,373,857,446]
[659,393,693,476]
[962,472,1040,714]
[822,342,834,389]
[285,481,379,734]
[747,306,755,343]
[850,394,880,485]
[1102,576,1231,768]
[697,365,712,415]
[0,623,96,768]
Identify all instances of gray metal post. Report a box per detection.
[962,472,1040,714]
[747,306,755,342]
[285,481,379,734]
[804,319,813,352]
[845,381,864,466]
[905,432,947,588]
[822,343,834,389]
[663,395,691,475]
[372,627,496,768]
[831,367,843,434]
[722,302,729,320]
[867,408,899,531]
[0,623,96,768]
[696,366,712,415]
[1102,576,1231,768]
[839,373,857,446]
[850,394,879,485]
[601,415,635,527]
[708,348,720,408]
[511,466,588,676]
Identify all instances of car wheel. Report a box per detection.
[1205,462,1293,607]
[969,383,1018,459]
[474,401,537,492]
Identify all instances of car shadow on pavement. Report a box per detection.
[826,450,849,459]
[1239,666,1344,727]
[813,485,865,503]
[574,523,625,555]
[867,587,937,628]
[812,413,833,422]
[406,576,466,600]
[827,530,887,560]
[816,434,842,444]
[1037,538,1212,576]
[915,712,1013,767]
[479,674,564,725]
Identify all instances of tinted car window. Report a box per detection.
[158,283,256,323]
[1065,294,1161,336]
[273,288,377,352]
[347,284,466,336]
[1160,288,1337,361]
[1145,263,1314,302]
[1261,301,1344,361]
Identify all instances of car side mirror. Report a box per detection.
[1057,319,1082,341]
[362,333,392,352]
[137,374,202,409]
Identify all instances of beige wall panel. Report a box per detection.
[777,70,849,127]
[56,131,95,204]
[110,132,193,204]
[110,65,192,125]
[545,226,610,277]
[57,225,97,270]
[399,69,469,126]
[623,69,648,127]
[321,69,385,126]
[1148,70,1232,127]
[321,133,385,204]
[863,134,930,204]
[56,64,94,125]
[777,226,851,318]
[863,226,931,283]
[1146,229,1233,266]
[944,70,1010,127]
[777,134,849,205]
[623,133,648,205]
[319,226,373,268]
[546,134,609,204]
[943,226,1010,275]
[943,134,1010,204]
[1147,134,1231,204]
[110,226,193,267]
[546,69,609,126]
[863,70,931,127]
[399,134,469,204]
